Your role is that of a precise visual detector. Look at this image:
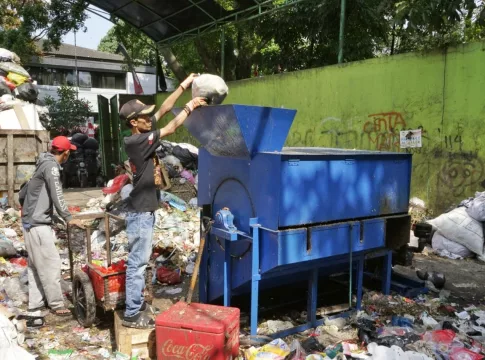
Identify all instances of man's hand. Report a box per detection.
[180,73,199,90]
[68,219,85,229]
[185,97,208,114]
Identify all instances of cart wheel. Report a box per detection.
[72,271,96,328]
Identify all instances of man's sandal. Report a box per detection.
[50,308,72,317]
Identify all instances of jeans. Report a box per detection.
[124,212,155,318]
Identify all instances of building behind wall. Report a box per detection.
[26,41,175,119]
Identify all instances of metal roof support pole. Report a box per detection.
[221,27,225,79]
[338,0,346,63]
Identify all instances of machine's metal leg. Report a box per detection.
[356,256,365,310]
[250,218,260,336]
[223,239,232,306]
[307,268,319,328]
[199,208,209,303]
[382,250,392,295]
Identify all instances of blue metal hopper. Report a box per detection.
[179,105,296,159]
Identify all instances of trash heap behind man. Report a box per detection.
[120,73,206,329]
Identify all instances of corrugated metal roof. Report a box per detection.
[37,40,124,62]
[86,0,303,45]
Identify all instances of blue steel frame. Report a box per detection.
[209,217,393,338]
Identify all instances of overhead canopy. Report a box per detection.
[86,0,307,45]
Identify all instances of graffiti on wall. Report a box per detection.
[363,112,406,151]
[438,151,484,197]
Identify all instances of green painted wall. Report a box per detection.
[156,41,485,214]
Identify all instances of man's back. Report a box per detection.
[21,152,71,227]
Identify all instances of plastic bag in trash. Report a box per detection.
[160,191,187,211]
[0,76,16,91]
[7,73,28,86]
[0,49,20,63]
[466,193,485,221]
[0,81,11,96]
[245,338,290,359]
[102,174,129,195]
[3,277,28,305]
[14,83,38,103]
[432,232,473,259]
[156,266,182,285]
[0,62,29,78]
[192,74,228,105]
[427,207,484,256]
[0,235,16,257]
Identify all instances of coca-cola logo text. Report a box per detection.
[160,339,213,360]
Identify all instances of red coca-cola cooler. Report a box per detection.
[155,302,240,360]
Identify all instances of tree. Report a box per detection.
[96,0,485,81]
[42,86,91,135]
[0,0,88,63]
[392,0,485,52]
[98,20,188,82]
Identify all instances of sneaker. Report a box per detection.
[141,301,161,315]
[122,312,155,329]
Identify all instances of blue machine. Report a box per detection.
[182,105,412,337]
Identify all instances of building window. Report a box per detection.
[91,72,126,90]
[28,68,126,90]
[29,67,75,86]
[78,71,91,88]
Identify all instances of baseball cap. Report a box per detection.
[120,99,156,121]
[51,136,77,151]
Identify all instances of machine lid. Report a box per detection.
[174,105,297,159]
[155,301,240,333]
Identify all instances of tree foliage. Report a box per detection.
[97,0,485,81]
[43,86,91,135]
[0,0,88,63]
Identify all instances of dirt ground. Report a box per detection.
[64,188,103,208]
[395,253,485,305]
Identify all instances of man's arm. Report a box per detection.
[159,97,207,138]
[43,165,72,222]
[153,73,198,122]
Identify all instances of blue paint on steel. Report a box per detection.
[250,219,260,336]
[382,250,393,295]
[224,239,232,306]
[278,154,411,227]
[307,268,318,328]
[215,209,237,232]
[356,256,365,310]
[183,105,296,159]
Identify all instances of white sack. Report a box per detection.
[428,207,484,256]
[466,193,485,221]
[192,74,228,105]
[431,231,474,258]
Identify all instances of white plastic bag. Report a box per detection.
[466,193,485,221]
[192,74,228,105]
[428,207,484,256]
[0,314,36,360]
[431,231,474,259]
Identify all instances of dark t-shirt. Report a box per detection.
[124,125,161,213]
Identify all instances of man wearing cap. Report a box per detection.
[120,73,206,328]
[19,136,83,317]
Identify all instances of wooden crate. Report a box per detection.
[114,311,156,359]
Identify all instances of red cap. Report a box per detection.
[51,136,76,151]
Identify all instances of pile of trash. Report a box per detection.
[411,192,485,261]
[157,140,198,203]
[0,48,41,108]
[240,291,485,359]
